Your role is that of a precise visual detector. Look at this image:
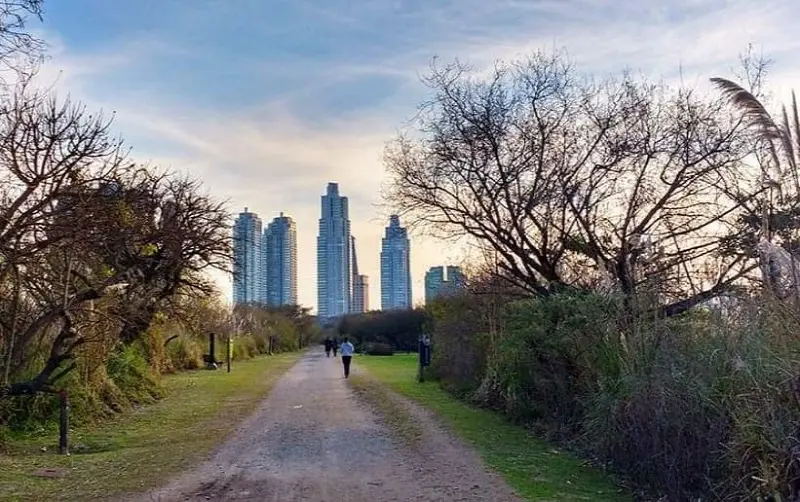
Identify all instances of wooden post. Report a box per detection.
[226,335,232,373]
[59,390,69,455]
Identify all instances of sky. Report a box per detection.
[31,0,800,312]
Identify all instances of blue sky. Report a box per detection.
[33,0,800,310]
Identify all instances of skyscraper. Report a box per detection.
[425,265,466,304]
[424,266,445,305]
[351,235,369,313]
[263,212,298,306]
[232,208,263,305]
[380,215,412,310]
[353,275,369,313]
[317,182,351,321]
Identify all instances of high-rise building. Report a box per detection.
[317,182,351,321]
[263,212,298,306]
[425,265,466,304]
[351,236,369,313]
[232,208,263,305]
[446,265,466,291]
[380,215,412,310]
[424,266,445,305]
[353,274,369,312]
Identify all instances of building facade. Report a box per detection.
[380,215,412,310]
[317,182,352,321]
[353,275,369,313]
[263,212,298,306]
[232,208,263,305]
[424,266,445,305]
[425,265,466,304]
[350,236,369,313]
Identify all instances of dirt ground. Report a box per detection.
[132,351,522,502]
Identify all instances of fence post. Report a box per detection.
[58,390,69,455]
[227,335,232,373]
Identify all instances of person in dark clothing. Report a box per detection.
[324,337,332,357]
[332,338,338,357]
[340,337,354,378]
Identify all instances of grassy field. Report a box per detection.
[354,353,630,502]
[0,353,300,502]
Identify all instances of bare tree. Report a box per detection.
[109,173,232,346]
[0,86,232,396]
[384,50,756,316]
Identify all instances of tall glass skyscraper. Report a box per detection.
[263,212,298,306]
[317,183,351,321]
[380,215,412,310]
[232,208,263,305]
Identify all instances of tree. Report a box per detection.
[0,87,131,395]
[0,86,232,396]
[384,50,756,316]
[108,173,232,346]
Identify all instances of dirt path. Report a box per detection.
[135,351,521,502]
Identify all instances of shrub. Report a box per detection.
[363,342,394,356]
[105,344,161,406]
[427,295,492,395]
[165,337,204,371]
[486,293,621,437]
[232,335,258,361]
[428,289,800,500]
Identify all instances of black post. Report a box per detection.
[226,334,231,373]
[418,335,431,383]
[59,390,69,455]
[418,336,425,383]
[208,332,216,369]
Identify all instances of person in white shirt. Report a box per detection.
[340,337,355,378]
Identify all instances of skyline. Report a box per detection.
[29,0,800,311]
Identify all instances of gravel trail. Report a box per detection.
[135,351,521,502]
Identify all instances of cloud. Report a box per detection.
[33,0,800,311]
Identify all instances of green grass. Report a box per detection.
[355,353,630,501]
[0,353,301,502]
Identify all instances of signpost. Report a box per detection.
[418,334,432,383]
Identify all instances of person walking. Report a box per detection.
[332,338,338,357]
[324,337,332,358]
[340,337,355,378]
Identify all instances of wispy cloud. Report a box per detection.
[32,0,800,310]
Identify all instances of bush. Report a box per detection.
[363,342,394,356]
[1,300,318,444]
[487,293,621,437]
[166,337,204,371]
[427,295,492,396]
[428,290,800,500]
[232,335,258,361]
[105,344,161,405]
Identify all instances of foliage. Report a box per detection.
[427,290,800,500]
[0,5,317,434]
[363,342,394,356]
[336,308,428,352]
